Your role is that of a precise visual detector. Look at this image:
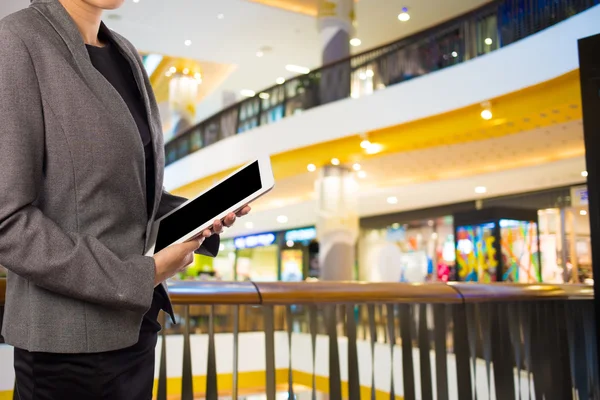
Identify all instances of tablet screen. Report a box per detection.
[154,161,262,253]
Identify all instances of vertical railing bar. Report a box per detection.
[479,303,493,399]
[507,303,523,400]
[286,305,295,399]
[347,304,361,400]
[264,305,276,400]
[433,304,449,400]
[399,304,416,400]
[157,311,168,400]
[453,303,473,400]
[368,304,377,400]
[327,305,342,400]
[418,304,433,400]
[466,303,479,400]
[232,305,240,400]
[309,305,318,400]
[520,302,533,400]
[386,304,396,400]
[206,305,218,400]
[181,305,194,400]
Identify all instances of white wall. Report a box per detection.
[1,332,533,399]
[165,5,600,192]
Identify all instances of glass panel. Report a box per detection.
[499,219,541,283]
[455,222,497,282]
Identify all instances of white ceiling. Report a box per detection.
[0,0,491,116]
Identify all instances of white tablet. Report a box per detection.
[145,156,275,256]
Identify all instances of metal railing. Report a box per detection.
[2,279,595,399]
[164,0,600,166]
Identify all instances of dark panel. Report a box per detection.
[452,304,473,399]
[399,305,416,400]
[433,305,449,400]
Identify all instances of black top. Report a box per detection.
[86,34,164,334]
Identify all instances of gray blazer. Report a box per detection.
[0,0,218,353]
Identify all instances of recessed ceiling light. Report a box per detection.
[387,196,398,205]
[240,89,256,97]
[277,215,289,224]
[398,7,410,22]
[307,163,317,172]
[217,13,225,19]
[256,51,264,58]
[286,64,310,74]
[184,39,192,46]
[245,221,254,229]
[331,158,340,166]
[276,77,286,85]
[169,66,176,74]
[286,240,294,248]
[259,92,270,100]
[366,69,374,78]
[353,163,361,171]
[182,68,190,75]
[360,140,371,149]
[358,171,367,179]
[365,143,383,155]
[451,51,458,58]
[580,210,588,216]
[484,38,493,45]
[582,171,589,177]
[475,186,487,194]
[481,109,493,120]
[350,38,362,47]
[133,0,140,3]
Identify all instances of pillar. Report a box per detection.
[316,166,359,281]
[168,73,201,139]
[578,33,600,371]
[317,0,354,104]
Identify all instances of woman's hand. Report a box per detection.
[199,205,252,237]
[152,238,204,286]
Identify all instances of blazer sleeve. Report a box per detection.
[157,190,220,257]
[0,25,155,314]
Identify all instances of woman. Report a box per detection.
[0,0,250,398]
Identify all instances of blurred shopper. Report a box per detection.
[0,1,249,399]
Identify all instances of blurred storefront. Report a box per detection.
[358,184,592,284]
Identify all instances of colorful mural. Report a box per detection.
[455,222,498,282]
[500,219,541,283]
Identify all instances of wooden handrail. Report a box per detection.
[0,278,593,307]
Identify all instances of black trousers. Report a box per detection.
[13,331,157,400]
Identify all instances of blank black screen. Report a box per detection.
[155,161,262,252]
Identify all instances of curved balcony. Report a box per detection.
[165,0,599,166]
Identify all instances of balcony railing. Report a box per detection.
[164,0,600,166]
[0,278,597,399]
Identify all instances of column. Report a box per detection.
[168,73,201,140]
[316,165,359,281]
[317,0,355,104]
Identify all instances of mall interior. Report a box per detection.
[1,0,600,399]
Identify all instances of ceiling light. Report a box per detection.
[194,72,202,83]
[169,66,176,74]
[360,139,371,149]
[307,163,317,172]
[184,39,192,46]
[182,68,190,75]
[481,109,493,120]
[359,72,367,80]
[276,77,286,85]
[165,71,172,77]
[331,158,340,166]
[398,7,410,22]
[387,196,399,205]
[365,143,383,155]
[277,215,289,224]
[286,64,310,74]
[366,69,374,78]
[582,171,589,177]
[358,171,367,179]
[580,210,588,216]
[240,89,256,97]
[484,38,493,45]
[133,0,140,3]
[217,13,225,19]
[451,51,458,58]
[245,221,254,229]
[353,163,361,171]
[286,240,294,248]
[475,186,487,194]
[350,38,362,47]
[256,51,264,58]
[259,92,270,100]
